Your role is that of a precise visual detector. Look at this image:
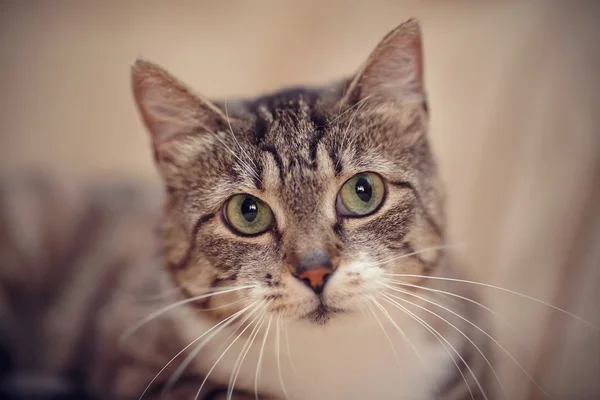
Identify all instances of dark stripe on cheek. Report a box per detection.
[389,180,443,238]
[190,273,240,310]
[388,180,412,191]
[178,284,214,310]
[169,212,215,270]
[210,271,238,288]
[211,277,223,287]
[333,221,344,238]
[388,242,435,272]
[270,226,282,249]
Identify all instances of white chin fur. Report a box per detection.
[186,257,456,400]
[190,293,455,400]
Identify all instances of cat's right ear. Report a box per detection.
[131,59,226,166]
[340,18,426,110]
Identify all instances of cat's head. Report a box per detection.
[132,19,444,324]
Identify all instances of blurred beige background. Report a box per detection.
[1,1,599,399]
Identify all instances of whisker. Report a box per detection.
[133,284,249,304]
[138,300,257,400]
[227,314,265,400]
[385,278,511,324]
[162,301,263,399]
[375,243,464,267]
[385,279,531,351]
[275,315,289,399]
[195,311,264,400]
[329,95,372,126]
[363,298,401,372]
[384,284,512,399]
[383,274,600,331]
[426,290,465,308]
[335,98,369,171]
[255,316,273,400]
[355,296,369,318]
[283,324,299,377]
[201,298,247,313]
[133,285,183,304]
[120,285,257,345]
[224,101,261,181]
[212,306,261,359]
[214,134,260,183]
[380,293,477,400]
[383,279,465,309]
[197,122,259,183]
[369,297,427,369]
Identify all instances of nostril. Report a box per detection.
[301,277,312,289]
[322,273,332,285]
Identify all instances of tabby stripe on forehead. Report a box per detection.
[169,212,214,270]
[260,144,285,185]
[249,102,272,146]
[251,163,263,190]
[330,148,343,176]
[308,110,328,168]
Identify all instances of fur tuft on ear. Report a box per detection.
[131,59,226,155]
[341,18,425,107]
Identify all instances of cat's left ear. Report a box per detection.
[131,59,228,164]
[341,18,426,110]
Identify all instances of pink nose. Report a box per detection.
[295,267,332,293]
[291,248,336,294]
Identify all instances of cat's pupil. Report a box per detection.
[355,177,372,202]
[241,197,258,222]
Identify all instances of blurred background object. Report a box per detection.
[1,1,599,399]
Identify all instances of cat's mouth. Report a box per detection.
[302,302,344,324]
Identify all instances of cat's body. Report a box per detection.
[0,19,494,400]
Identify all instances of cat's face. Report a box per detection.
[132,19,444,324]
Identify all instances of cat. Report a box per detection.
[0,19,493,400]
[130,18,495,400]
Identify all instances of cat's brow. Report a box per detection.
[307,123,327,170]
[259,146,284,190]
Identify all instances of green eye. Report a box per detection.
[336,172,385,217]
[224,194,274,236]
